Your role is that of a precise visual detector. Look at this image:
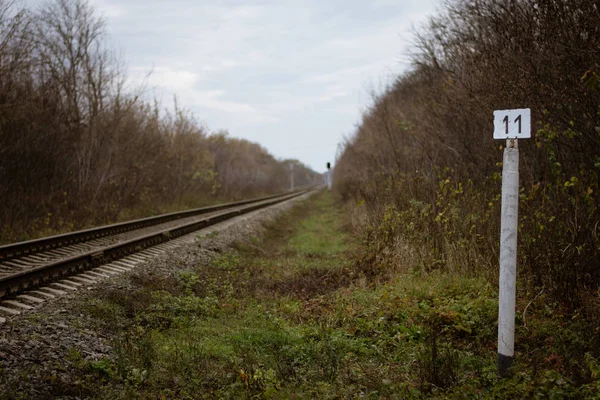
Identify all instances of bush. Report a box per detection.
[335,0,600,311]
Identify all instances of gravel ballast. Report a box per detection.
[0,190,317,399]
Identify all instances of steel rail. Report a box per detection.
[0,189,311,297]
[0,190,304,262]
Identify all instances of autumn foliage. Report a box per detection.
[335,0,600,308]
[0,0,320,243]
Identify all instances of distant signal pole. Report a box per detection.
[290,163,295,191]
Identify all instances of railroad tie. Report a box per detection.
[79,273,101,281]
[127,255,148,263]
[51,282,78,291]
[95,266,122,274]
[2,300,34,310]
[38,286,67,296]
[68,276,95,285]
[29,290,57,299]
[113,260,136,268]
[0,305,21,316]
[17,294,45,304]
[103,264,130,272]
[60,279,83,287]
[85,270,110,279]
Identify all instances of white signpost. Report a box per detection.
[493,108,530,376]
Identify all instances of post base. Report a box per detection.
[498,353,513,377]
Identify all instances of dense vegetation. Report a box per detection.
[5,192,597,398]
[0,0,320,244]
[334,0,600,392]
[336,0,599,317]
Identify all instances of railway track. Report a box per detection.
[0,188,312,321]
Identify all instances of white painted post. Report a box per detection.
[493,108,530,376]
[326,162,332,191]
[498,138,519,375]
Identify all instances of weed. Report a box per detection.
[57,191,600,398]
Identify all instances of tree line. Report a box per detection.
[335,0,600,308]
[0,0,320,243]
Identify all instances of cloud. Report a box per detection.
[94,0,126,19]
[145,67,200,92]
[129,65,279,127]
[191,90,279,125]
[23,0,437,170]
[316,91,349,102]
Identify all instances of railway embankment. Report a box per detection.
[0,190,315,398]
[1,191,599,398]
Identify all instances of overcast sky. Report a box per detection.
[27,0,437,172]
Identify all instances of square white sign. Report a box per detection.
[493,108,531,139]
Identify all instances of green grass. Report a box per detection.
[16,190,598,399]
[288,193,348,255]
